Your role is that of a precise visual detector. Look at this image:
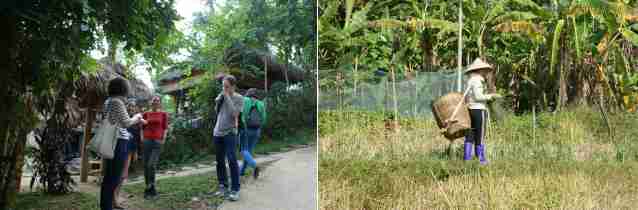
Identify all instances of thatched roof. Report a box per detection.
[223,43,305,89]
[158,67,184,82]
[130,78,153,105]
[74,59,153,109]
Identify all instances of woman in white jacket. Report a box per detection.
[464,58,501,165]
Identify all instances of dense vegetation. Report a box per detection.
[319,0,638,113]
[155,0,316,165]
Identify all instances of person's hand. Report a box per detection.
[141,119,148,125]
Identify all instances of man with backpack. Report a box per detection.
[240,88,267,178]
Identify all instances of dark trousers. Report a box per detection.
[143,139,162,188]
[466,109,488,145]
[214,133,240,192]
[100,138,128,210]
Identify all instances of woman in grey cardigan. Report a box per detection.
[100,78,146,210]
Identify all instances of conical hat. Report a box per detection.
[464,58,493,74]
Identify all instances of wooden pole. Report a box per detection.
[80,109,95,183]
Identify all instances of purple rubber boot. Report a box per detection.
[475,144,488,165]
[463,138,473,161]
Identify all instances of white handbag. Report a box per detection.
[89,99,118,159]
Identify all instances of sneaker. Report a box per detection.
[253,166,260,179]
[226,191,239,201]
[209,186,227,197]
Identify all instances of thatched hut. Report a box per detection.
[72,59,153,182]
[223,42,305,90]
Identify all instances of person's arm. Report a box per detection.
[470,78,492,102]
[110,99,141,127]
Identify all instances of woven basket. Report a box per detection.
[431,92,471,141]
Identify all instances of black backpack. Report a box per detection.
[247,103,262,128]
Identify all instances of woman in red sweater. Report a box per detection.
[141,96,169,199]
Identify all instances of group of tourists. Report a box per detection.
[209,75,267,202]
[99,75,266,210]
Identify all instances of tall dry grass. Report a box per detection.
[319,107,638,209]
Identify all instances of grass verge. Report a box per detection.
[16,192,98,210]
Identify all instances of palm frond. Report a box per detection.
[493,20,545,41]
[345,0,355,28]
[569,0,619,32]
[368,18,458,33]
[620,27,638,46]
[492,11,539,23]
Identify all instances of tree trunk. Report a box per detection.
[0,12,21,210]
[558,43,569,110]
[421,30,434,72]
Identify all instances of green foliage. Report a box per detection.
[185,0,316,141]
[262,81,317,137]
[319,0,638,112]
[16,192,98,210]
[159,115,212,169]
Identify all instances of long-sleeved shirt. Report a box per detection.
[466,74,493,110]
[213,92,244,137]
[241,97,267,128]
[104,96,140,140]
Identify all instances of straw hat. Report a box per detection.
[464,58,493,74]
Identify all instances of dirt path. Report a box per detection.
[20,146,317,210]
[218,146,317,210]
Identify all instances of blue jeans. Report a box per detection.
[240,128,261,175]
[214,133,240,192]
[100,138,128,210]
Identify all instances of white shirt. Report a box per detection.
[466,74,492,110]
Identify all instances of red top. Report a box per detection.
[142,111,169,141]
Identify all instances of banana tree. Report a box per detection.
[569,0,638,110]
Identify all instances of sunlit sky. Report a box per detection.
[90,0,216,90]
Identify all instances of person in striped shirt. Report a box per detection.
[100,78,146,210]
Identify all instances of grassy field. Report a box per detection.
[319,107,638,209]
